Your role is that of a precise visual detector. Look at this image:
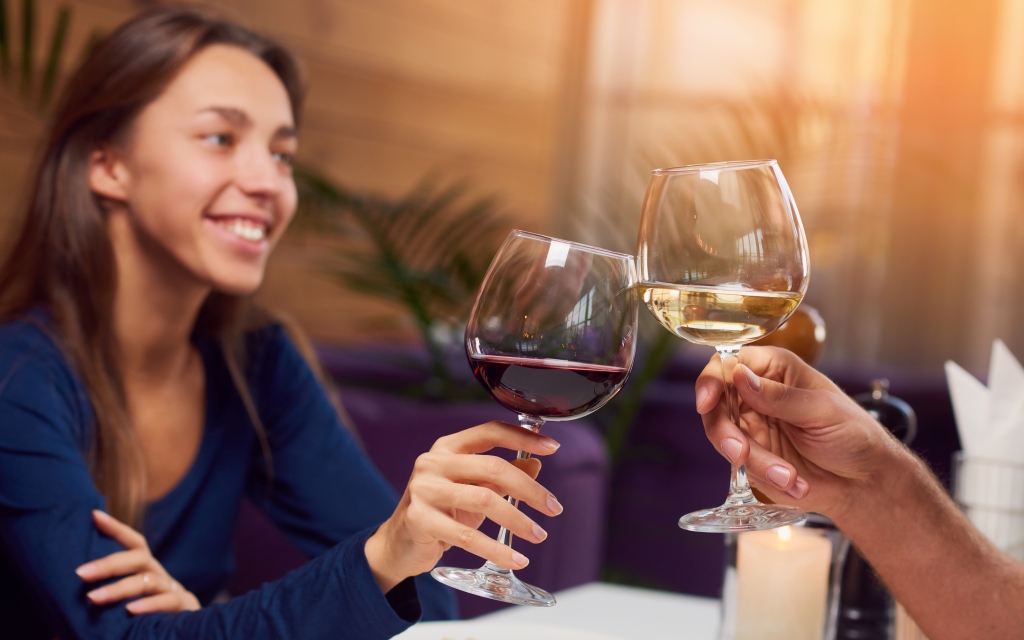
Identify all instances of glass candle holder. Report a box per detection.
[952,451,1024,561]
[720,514,849,640]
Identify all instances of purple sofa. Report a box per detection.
[230,342,958,610]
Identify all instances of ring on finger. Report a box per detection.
[141,572,151,595]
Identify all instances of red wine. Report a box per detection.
[470,354,629,419]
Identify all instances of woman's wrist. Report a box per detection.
[364,520,409,594]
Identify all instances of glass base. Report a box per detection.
[431,564,556,607]
[678,502,806,533]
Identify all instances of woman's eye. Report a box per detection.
[203,133,232,147]
[272,152,294,166]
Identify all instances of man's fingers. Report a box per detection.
[431,421,560,457]
[695,353,725,415]
[733,364,841,429]
[741,435,810,502]
[92,510,147,549]
[76,550,150,583]
[701,404,751,467]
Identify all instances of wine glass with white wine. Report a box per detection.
[636,160,810,532]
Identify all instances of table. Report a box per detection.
[476,582,720,639]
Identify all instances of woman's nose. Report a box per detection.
[235,149,282,198]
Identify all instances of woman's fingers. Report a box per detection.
[91,510,147,549]
[85,571,170,605]
[431,421,560,457]
[415,453,562,517]
[125,586,200,614]
[513,457,542,480]
[76,549,150,583]
[428,510,532,570]
[445,483,548,544]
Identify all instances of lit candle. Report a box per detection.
[735,526,833,640]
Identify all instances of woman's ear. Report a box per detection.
[88,145,130,203]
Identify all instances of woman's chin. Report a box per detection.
[207,271,265,297]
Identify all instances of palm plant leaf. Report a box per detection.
[38,5,68,108]
[292,166,509,397]
[0,0,10,78]
[18,0,31,96]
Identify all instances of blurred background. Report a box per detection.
[4,0,1023,372]
[0,0,1018,616]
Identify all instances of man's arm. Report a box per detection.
[833,444,1024,640]
[694,346,1024,640]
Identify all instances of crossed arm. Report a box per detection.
[695,346,1024,640]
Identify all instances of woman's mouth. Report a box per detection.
[206,215,270,244]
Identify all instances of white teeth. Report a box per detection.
[216,218,267,242]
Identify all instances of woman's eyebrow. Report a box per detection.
[198,106,252,128]
[274,125,297,140]
[197,106,296,139]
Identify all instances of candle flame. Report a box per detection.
[777,526,793,542]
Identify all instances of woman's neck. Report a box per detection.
[107,212,210,382]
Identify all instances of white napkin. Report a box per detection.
[946,340,1024,560]
[945,340,1024,464]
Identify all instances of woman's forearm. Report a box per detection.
[831,444,1024,639]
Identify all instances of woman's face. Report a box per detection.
[94,44,298,295]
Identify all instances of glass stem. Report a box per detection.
[717,347,758,506]
[484,414,543,573]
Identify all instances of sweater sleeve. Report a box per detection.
[0,330,421,640]
[243,326,457,622]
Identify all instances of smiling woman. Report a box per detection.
[0,7,565,640]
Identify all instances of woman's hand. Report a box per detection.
[75,510,201,614]
[364,421,563,593]
[695,346,906,519]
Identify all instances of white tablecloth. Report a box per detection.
[395,582,721,640]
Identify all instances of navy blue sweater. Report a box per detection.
[0,314,455,638]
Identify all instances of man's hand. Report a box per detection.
[695,346,906,520]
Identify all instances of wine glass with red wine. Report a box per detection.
[431,230,638,607]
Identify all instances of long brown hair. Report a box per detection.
[0,7,305,527]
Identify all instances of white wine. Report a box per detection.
[640,283,802,347]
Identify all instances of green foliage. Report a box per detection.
[293,166,509,400]
[0,0,102,112]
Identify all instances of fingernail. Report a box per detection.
[512,552,530,568]
[721,438,743,464]
[546,494,563,515]
[787,477,809,500]
[767,465,792,488]
[126,601,144,614]
[93,509,111,520]
[75,564,97,580]
[87,587,107,602]
[540,438,560,451]
[696,386,709,411]
[740,365,762,391]
[532,523,548,541]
